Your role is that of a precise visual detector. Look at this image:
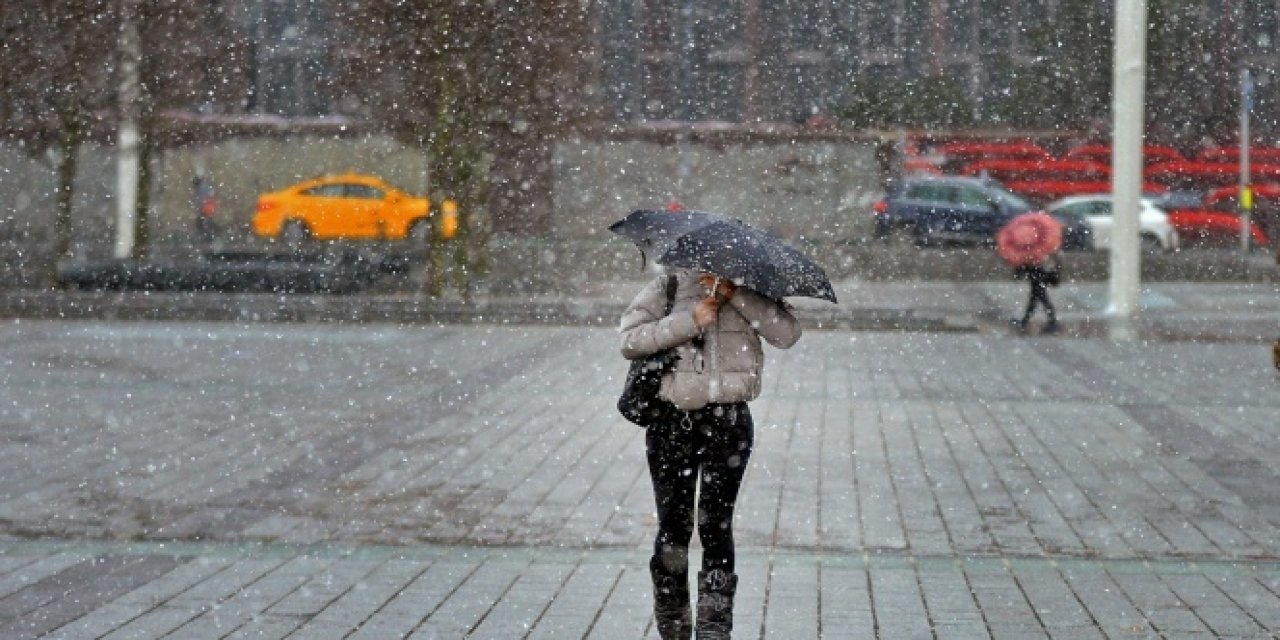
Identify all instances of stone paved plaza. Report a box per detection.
[0,304,1278,637]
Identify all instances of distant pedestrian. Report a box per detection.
[620,269,801,639]
[193,176,217,245]
[1013,252,1060,333]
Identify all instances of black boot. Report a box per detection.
[650,557,692,640]
[696,569,738,639]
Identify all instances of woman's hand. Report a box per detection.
[698,273,736,301]
[693,296,720,328]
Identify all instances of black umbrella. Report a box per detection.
[609,209,837,303]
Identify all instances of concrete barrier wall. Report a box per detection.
[1,136,431,286]
[1,144,117,287]
[1,135,883,289]
[145,136,431,247]
[550,137,882,241]
[488,136,883,292]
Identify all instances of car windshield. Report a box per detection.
[991,188,1033,213]
[1050,205,1087,219]
[1147,190,1202,209]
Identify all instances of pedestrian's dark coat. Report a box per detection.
[1014,263,1058,288]
[1014,255,1060,329]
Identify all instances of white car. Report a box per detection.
[1046,195,1180,252]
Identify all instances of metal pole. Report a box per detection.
[114,0,141,260]
[1108,0,1147,320]
[1240,68,1253,253]
[673,0,694,206]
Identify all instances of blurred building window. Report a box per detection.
[243,0,336,116]
[594,0,1092,125]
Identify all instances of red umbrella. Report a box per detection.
[996,212,1063,267]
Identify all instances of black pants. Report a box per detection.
[646,402,753,576]
[1022,282,1056,324]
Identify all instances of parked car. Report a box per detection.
[1164,209,1270,249]
[252,173,432,243]
[1003,179,1168,208]
[1148,190,1270,248]
[1146,190,1205,211]
[1046,195,1180,252]
[872,176,1090,248]
[1204,183,1280,240]
[1045,206,1096,252]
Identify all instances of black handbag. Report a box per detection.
[1045,266,1061,287]
[618,275,682,427]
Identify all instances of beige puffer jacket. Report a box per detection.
[619,269,801,410]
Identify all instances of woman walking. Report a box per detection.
[620,269,800,639]
[1013,252,1061,333]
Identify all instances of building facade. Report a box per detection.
[594,0,1068,125]
[206,1,1280,134]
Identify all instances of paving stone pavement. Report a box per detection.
[0,298,1277,637]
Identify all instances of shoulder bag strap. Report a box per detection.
[662,274,677,316]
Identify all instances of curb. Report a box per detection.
[0,291,978,333]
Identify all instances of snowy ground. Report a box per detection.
[0,317,1278,637]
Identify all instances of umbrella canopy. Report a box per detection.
[609,209,837,303]
[996,212,1063,267]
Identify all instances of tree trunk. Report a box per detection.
[132,125,151,261]
[50,119,80,289]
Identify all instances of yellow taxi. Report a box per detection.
[251,173,432,243]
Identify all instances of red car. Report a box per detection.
[1204,183,1280,210]
[1203,183,1280,242]
[1165,209,1269,248]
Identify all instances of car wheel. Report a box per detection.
[886,224,917,247]
[407,218,431,244]
[281,220,310,249]
[1140,233,1162,253]
[918,221,947,248]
